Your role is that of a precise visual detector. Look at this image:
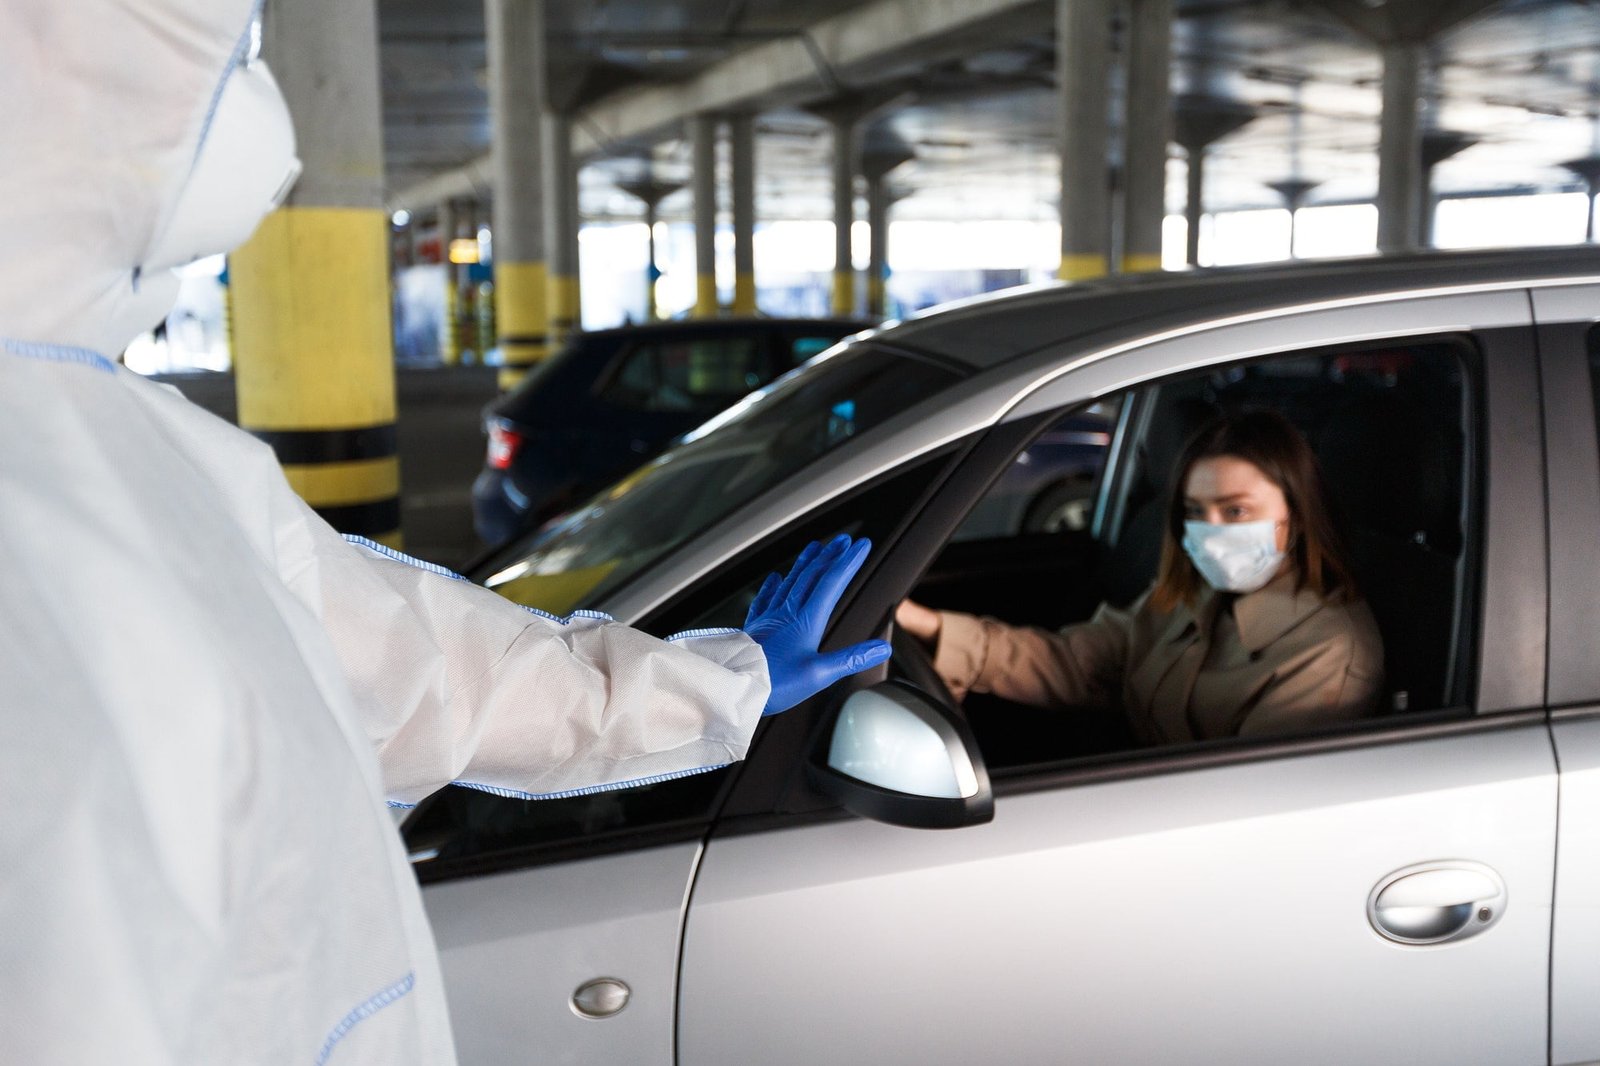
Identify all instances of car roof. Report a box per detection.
[574,316,866,342]
[875,245,1600,370]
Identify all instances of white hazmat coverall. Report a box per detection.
[0,2,773,1062]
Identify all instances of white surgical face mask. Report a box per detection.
[141,57,300,275]
[1182,519,1286,594]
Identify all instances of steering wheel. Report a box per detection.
[889,620,961,709]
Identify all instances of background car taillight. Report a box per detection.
[487,421,523,470]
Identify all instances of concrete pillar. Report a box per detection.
[1058,0,1114,281]
[861,137,913,320]
[1267,178,1319,258]
[692,114,720,317]
[456,200,483,363]
[1122,0,1174,274]
[865,179,903,319]
[230,0,402,546]
[807,91,904,315]
[437,199,462,367]
[1377,42,1423,253]
[486,0,549,390]
[544,110,581,345]
[1174,95,1257,268]
[1311,0,1498,253]
[617,178,684,322]
[1418,129,1476,247]
[1184,148,1205,267]
[1563,157,1600,243]
[730,113,758,315]
[830,116,859,315]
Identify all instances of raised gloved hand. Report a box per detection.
[743,534,893,716]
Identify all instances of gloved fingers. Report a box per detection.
[780,533,853,612]
[747,572,782,623]
[814,638,893,684]
[770,538,828,607]
[798,537,872,618]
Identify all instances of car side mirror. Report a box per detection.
[808,680,993,829]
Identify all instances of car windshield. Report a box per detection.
[482,343,960,613]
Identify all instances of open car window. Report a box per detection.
[911,336,1480,774]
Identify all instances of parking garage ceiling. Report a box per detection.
[379,0,1600,223]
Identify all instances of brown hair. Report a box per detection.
[1149,410,1357,612]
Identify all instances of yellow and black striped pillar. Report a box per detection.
[496,260,550,390]
[232,0,402,546]
[232,208,402,547]
[548,273,578,348]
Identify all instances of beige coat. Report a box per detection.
[933,567,1384,744]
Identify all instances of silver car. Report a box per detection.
[404,246,1600,1064]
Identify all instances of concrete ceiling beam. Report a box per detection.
[387,0,1050,212]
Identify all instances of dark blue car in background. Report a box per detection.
[473,317,863,543]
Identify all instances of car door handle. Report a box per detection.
[1367,861,1506,945]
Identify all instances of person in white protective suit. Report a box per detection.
[0,2,891,1062]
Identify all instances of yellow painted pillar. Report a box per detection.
[730,113,758,315]
[231,0,402,546]
[544,110,582,350]
[1121,0,1173,276]
[830,114,858,317]
[692,113,721,318]
[1059,254,1110,282]
[1058,0,1114,283]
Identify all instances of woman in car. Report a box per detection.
[897,410,1384,743]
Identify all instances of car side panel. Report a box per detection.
[424,842,698,1066]
[679,728,1556,1064]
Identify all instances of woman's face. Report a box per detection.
[1183,455,1292,551]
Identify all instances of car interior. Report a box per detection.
[905,337,1478,772]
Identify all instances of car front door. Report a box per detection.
[676,289,1555,1064]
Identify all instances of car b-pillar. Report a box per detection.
[487,0,553,390]
[230,0,403,547]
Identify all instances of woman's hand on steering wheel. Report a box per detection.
[894,598,942,647]
[890,600,960,709]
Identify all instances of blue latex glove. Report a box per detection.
[744,534,893,716]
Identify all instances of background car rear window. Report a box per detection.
[598,337,764,412]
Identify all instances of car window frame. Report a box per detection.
[714,290,1544,828]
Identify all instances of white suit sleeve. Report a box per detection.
[271,488,771,808]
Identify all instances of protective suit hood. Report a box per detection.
[0,0,297,358]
